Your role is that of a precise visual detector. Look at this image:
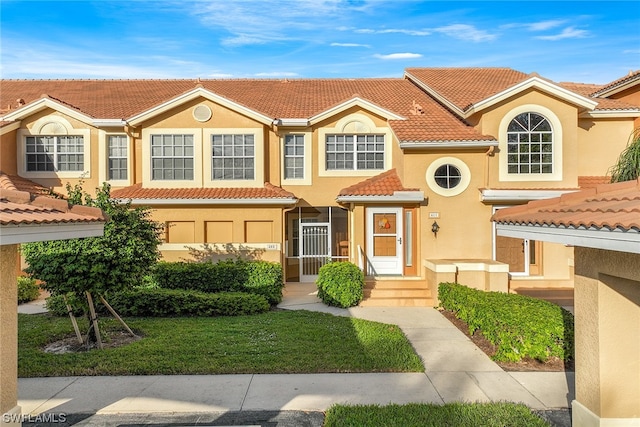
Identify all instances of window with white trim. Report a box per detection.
[326,134,384,170]
[506,112,553,174]
[108,135,128,180]
[26,136,84,172]
[284,134,305,179]
[151,134,194,180]
[211,134,255,180]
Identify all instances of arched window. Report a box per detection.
[506,112,553,174]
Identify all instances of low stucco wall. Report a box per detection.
[572,247,640,426]
[424,259,510,303]
[0,244,21,426]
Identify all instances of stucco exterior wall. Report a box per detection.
[577,118,636,177]
[0,244,21,426]
[573,247,640,424]
[0,129,18,175]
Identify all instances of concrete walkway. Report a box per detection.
[17,283,574,425]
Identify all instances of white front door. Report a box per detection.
[366,207,403,275]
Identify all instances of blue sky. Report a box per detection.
[1,1,639,84]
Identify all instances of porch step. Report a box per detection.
[513,287,574,307]
[360,278,435,307]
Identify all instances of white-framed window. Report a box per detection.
[325,134,384,170]
[108,135,128,180]
[211,134,255,180]
[284,134,305,179]
[425,157,471,197]
[151,134,194,180]
[498,104,563,182]
[25,135,84,172]
[506,112,553,174]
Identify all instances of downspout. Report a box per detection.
[484,146,495,188]
[349,202,355,263]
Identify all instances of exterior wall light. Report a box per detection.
[431,221,440,236]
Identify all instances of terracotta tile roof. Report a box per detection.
[0,188,106,226]
[111,182,297,201]
[0,78,489,144]
[559,82,640,110]
[405,67,531,112]
[591,70,640,97]
[578,176,611,189]
[492,178,640,232]
[338,169,418,196]
[0,172,59,196]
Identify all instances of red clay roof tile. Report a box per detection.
[110,183,296,201]
[0,172,58,196]
[0,188,106,226]
[0,78,489,144]
[492,178,640,232]
[578,176,611,189]
[338,169,418,196]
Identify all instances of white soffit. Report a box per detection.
[0,223,105,245]
[1,98,94,126]
[495,223,640,254]
[337,190,424,203]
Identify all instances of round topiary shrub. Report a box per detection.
[316,261,364,308]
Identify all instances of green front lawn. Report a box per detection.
[19,310,424,377]
[324,403,550,427]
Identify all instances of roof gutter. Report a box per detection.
[92,119,127,127]
[399,140,498,149]
[117,197,298,206]
[481,189,578,203]
[337,190,424,203]
[273,118,310,127]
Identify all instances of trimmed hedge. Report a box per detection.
[18,276,40,304]
[153,259,284,304]
[107,288,269,317]
[316,262,364,308]
[439,282,574,363]
[46,288,269,317]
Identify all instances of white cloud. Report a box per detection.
[354,28,430,36]
[373,52,422,60]
[535,26,590,41]
[502,20,566,31]
[331,42,370,48]
[433,24,497,42]
[623,49,640,54]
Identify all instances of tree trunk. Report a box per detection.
[63,294,84,345]
[85,291,103,349]
[99,295,138,338]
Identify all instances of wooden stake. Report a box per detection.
[63,294,84,345]
[85,291,103,349]
[99,295,138,338]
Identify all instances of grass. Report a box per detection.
[324,403,550,427]
[18,310,424,377]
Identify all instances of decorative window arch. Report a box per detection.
[498,105,563,182]
[17,114,90,178]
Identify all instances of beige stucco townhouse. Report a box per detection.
[1,68,639,305]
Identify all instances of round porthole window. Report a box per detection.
[426,157,471,197]
[434,164,462,189]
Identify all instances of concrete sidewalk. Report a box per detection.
[17,283,574,425]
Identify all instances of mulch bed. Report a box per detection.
[440,309,574,372]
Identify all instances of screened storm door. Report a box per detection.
[299,223,331,281]
[366,207,403,275]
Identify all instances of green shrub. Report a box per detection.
[243,260,284,304]
[17,277,40,304]
[106,288,269,317]
[153,259,284,304]
[153,260,246,293]
[438,282,574,363]
[45,293,86,317]
[316,262,364,308]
